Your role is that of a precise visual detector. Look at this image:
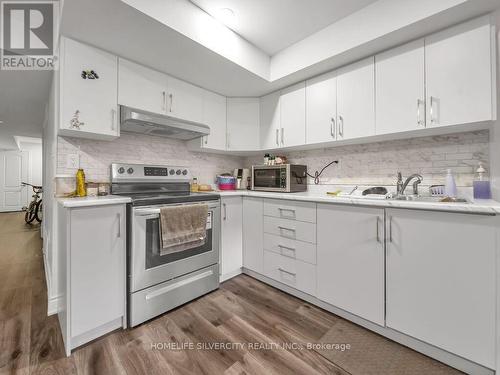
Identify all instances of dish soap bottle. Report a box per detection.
[76,168,87,197]
[191,177,199,192]
[444,169,457,198]
[473,163,491,199]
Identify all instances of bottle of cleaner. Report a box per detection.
[473,163,491,199]
[444,169,457,198]
[76,168,87,197]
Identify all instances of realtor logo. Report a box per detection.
[1,1,59,70]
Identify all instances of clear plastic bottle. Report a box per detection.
[444,169,457,198]
[473,163,491,199]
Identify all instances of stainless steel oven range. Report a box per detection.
[111,163,220,327]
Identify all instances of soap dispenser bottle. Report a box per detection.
[444,169,457,198]
[473,163,491,199]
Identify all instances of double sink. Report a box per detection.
[390,195,468,203]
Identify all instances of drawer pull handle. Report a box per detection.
[278,226,295,232]
[278,245,296,252]
[278,268,296,276]
[278,208,295,215]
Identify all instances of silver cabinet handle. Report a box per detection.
[278,207,295,217]
[223,203,227,221]
[117,213,121,238]
[275,128,279,146]
[376,216,380,243]
[338,115,344,138]
[278,226,295,232]
[111,108,116,131]
[330,117,336,138]
[429,96,435,125]
[204,135,208,145]
[278,245,296,258]
[417,99,424,127]
[162,91,166,111]
[281,128,284,146]
[389,216,393,243]
[278,267,296,276]
[168,93,173,113]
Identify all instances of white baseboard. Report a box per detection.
[220,268,242,282]
[43,250,61,315]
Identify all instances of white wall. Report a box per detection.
[19,142,43,186]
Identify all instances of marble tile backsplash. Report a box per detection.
[57,133,244,183]
[245,130,489,187]
[57,130,489,188]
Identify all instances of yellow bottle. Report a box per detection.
[191,177,199,192]
[76,169,87,197]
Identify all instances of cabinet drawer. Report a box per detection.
[264,199,316,223]
[264,251,316,296]
[264,216,316,244]
[263,233,316,265]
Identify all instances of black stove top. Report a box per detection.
[118,191,220,207]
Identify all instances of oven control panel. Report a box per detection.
[111,163,191,182]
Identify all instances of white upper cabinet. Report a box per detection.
[280,82,306,147]
[260,91,281,150]
[166,75,204,123]
[60,38,118,140]
[336,57,375,140]
[226,98,260,151]
[200,90,227,150]
[425,16,495,127]
[306,71,337,144]
[317,204,385,326]
[118,58,167,115]
[375,40,425,135]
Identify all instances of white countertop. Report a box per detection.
[216,190,500,215]
[58,195,132,208]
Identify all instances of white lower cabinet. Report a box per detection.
[263,251,316,296]
[317,204,385,326]
[242,197,264,273]
[386,209,497,368]
[58,203,126,356]
[220,197,243,281]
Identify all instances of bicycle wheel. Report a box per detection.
[25,202,37,224]
[35,200,43,223]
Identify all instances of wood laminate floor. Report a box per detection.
[0,212,463,375]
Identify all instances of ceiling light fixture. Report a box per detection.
[215,7,235,27]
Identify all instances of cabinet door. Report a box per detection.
[425,16,494,127]
[166,75,203,123]
[221,197,243,280]
[317,204,384,326]
[118,58,167,115]
[386,209,496,368]
[306,71,337,144]
[70,205,125,338]
[242,197,263,273]
[201,91,227,150]
[226,98,260,151]
[60,38,118,139]
[376,40,425,135]
[280,82,306,147]
[337,57,375,140]
[260,91,281,149]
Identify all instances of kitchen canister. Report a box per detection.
[217,175,236,190]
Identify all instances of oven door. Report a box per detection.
[131,200,220,292]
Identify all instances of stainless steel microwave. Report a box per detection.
[251,164,307,192]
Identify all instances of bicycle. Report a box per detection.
[21,182,43,224]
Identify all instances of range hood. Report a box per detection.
[120,106,210,140]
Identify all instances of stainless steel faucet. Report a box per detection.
[396,172,423,195]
